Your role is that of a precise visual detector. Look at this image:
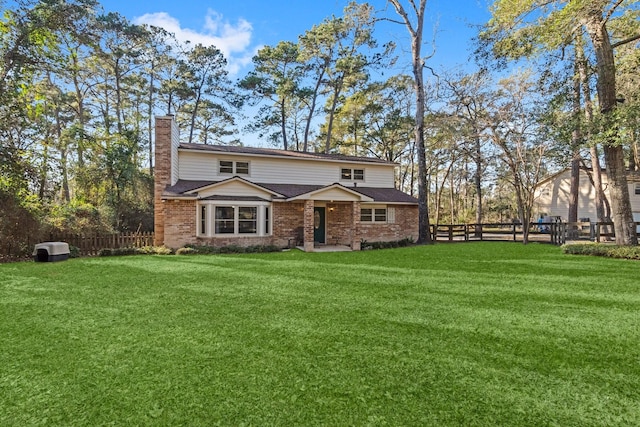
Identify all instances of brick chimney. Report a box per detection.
[154,115,179,246]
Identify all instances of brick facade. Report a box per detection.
[157,197,418,250]
[360,205,419,243]
[153,116,418,251]
[272,202,305,247]
[163,200,197,248]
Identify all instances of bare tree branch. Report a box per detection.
[612,33,640,48]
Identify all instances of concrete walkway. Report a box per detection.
[296,245,353,252]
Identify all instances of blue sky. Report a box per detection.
[99,0,493,77]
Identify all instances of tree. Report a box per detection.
[488,71,553,244]
[239,41,302,150]
[387,0,432,244]
[481,0,638,245]
[180,44,240,145]
[442,71,495,230]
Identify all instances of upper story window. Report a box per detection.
[219,160,250,175]
[635,183,640,195]
[341,168,364,181]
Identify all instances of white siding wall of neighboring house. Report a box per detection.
[536,169,640,221]
[178,150,396,188]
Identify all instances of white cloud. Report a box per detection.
[133,9,254,75]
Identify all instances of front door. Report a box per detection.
[314,207,326,244]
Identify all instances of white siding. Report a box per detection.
[178,150,395,188]
[170,119,180,185]
[536,169,640,221]
[198,181,273,199]
[306,187,361,201]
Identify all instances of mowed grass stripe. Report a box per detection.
[0,242,638,425]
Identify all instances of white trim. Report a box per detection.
[185,176,284,198]
[339,167,366,183]
[197,200,272,237]
[218,159,251,177]
[361,205,389,223]
[287,183,374,202]
[178,146,398,167]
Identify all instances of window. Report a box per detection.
[199,204,270,236]
[635,183,640,195]
[215,206,235,234]
[341,168,364,181]
[236,161,250,175]
[219,160,250,175]
[219,161,233,174]
[374,208,387,222]
[361,207,387,223]
[238,207,257,234]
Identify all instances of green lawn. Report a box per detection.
[1,242,639,426]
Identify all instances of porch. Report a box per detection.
[301,199,363,252]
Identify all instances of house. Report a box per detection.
[153,116,419,251]
[534,167,640,228]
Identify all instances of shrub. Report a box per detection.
[361,237,415,251]
[69,245,80,258]
[176,247,197,255]
[177,244,281,255]
[98,246,173,257]
[562,243,640,260]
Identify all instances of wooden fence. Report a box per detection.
[49,232,155,256]
[430,222,639,245]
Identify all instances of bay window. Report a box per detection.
[199,202,270,236]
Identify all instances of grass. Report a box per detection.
[1,242,639,426]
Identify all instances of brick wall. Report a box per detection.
[323,203,349,246]
[272,202,305,247]
[360,205,419,243]
[163,200,197,248]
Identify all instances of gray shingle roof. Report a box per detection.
[163,180,418,204]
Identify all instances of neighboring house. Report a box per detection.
[535,167,640,227]
[154,116,419,251]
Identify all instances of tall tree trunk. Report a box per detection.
[280,98,288,151]
[578,37,608,225]
[303,66,325,152]
[473,131,483,234]
[389,0,432,244]
[568,44,582,225]
[584,9,637,245]
[148,60,155,176]
[324,85,342,153]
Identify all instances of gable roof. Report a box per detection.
[182,176,285,198]
[163,179,418,204]
[285,183,375,202]
[178,143,394,165]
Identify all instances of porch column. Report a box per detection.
[352,201,361,251]
[303,199,315,252]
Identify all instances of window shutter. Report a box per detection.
[387,207,395,224]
